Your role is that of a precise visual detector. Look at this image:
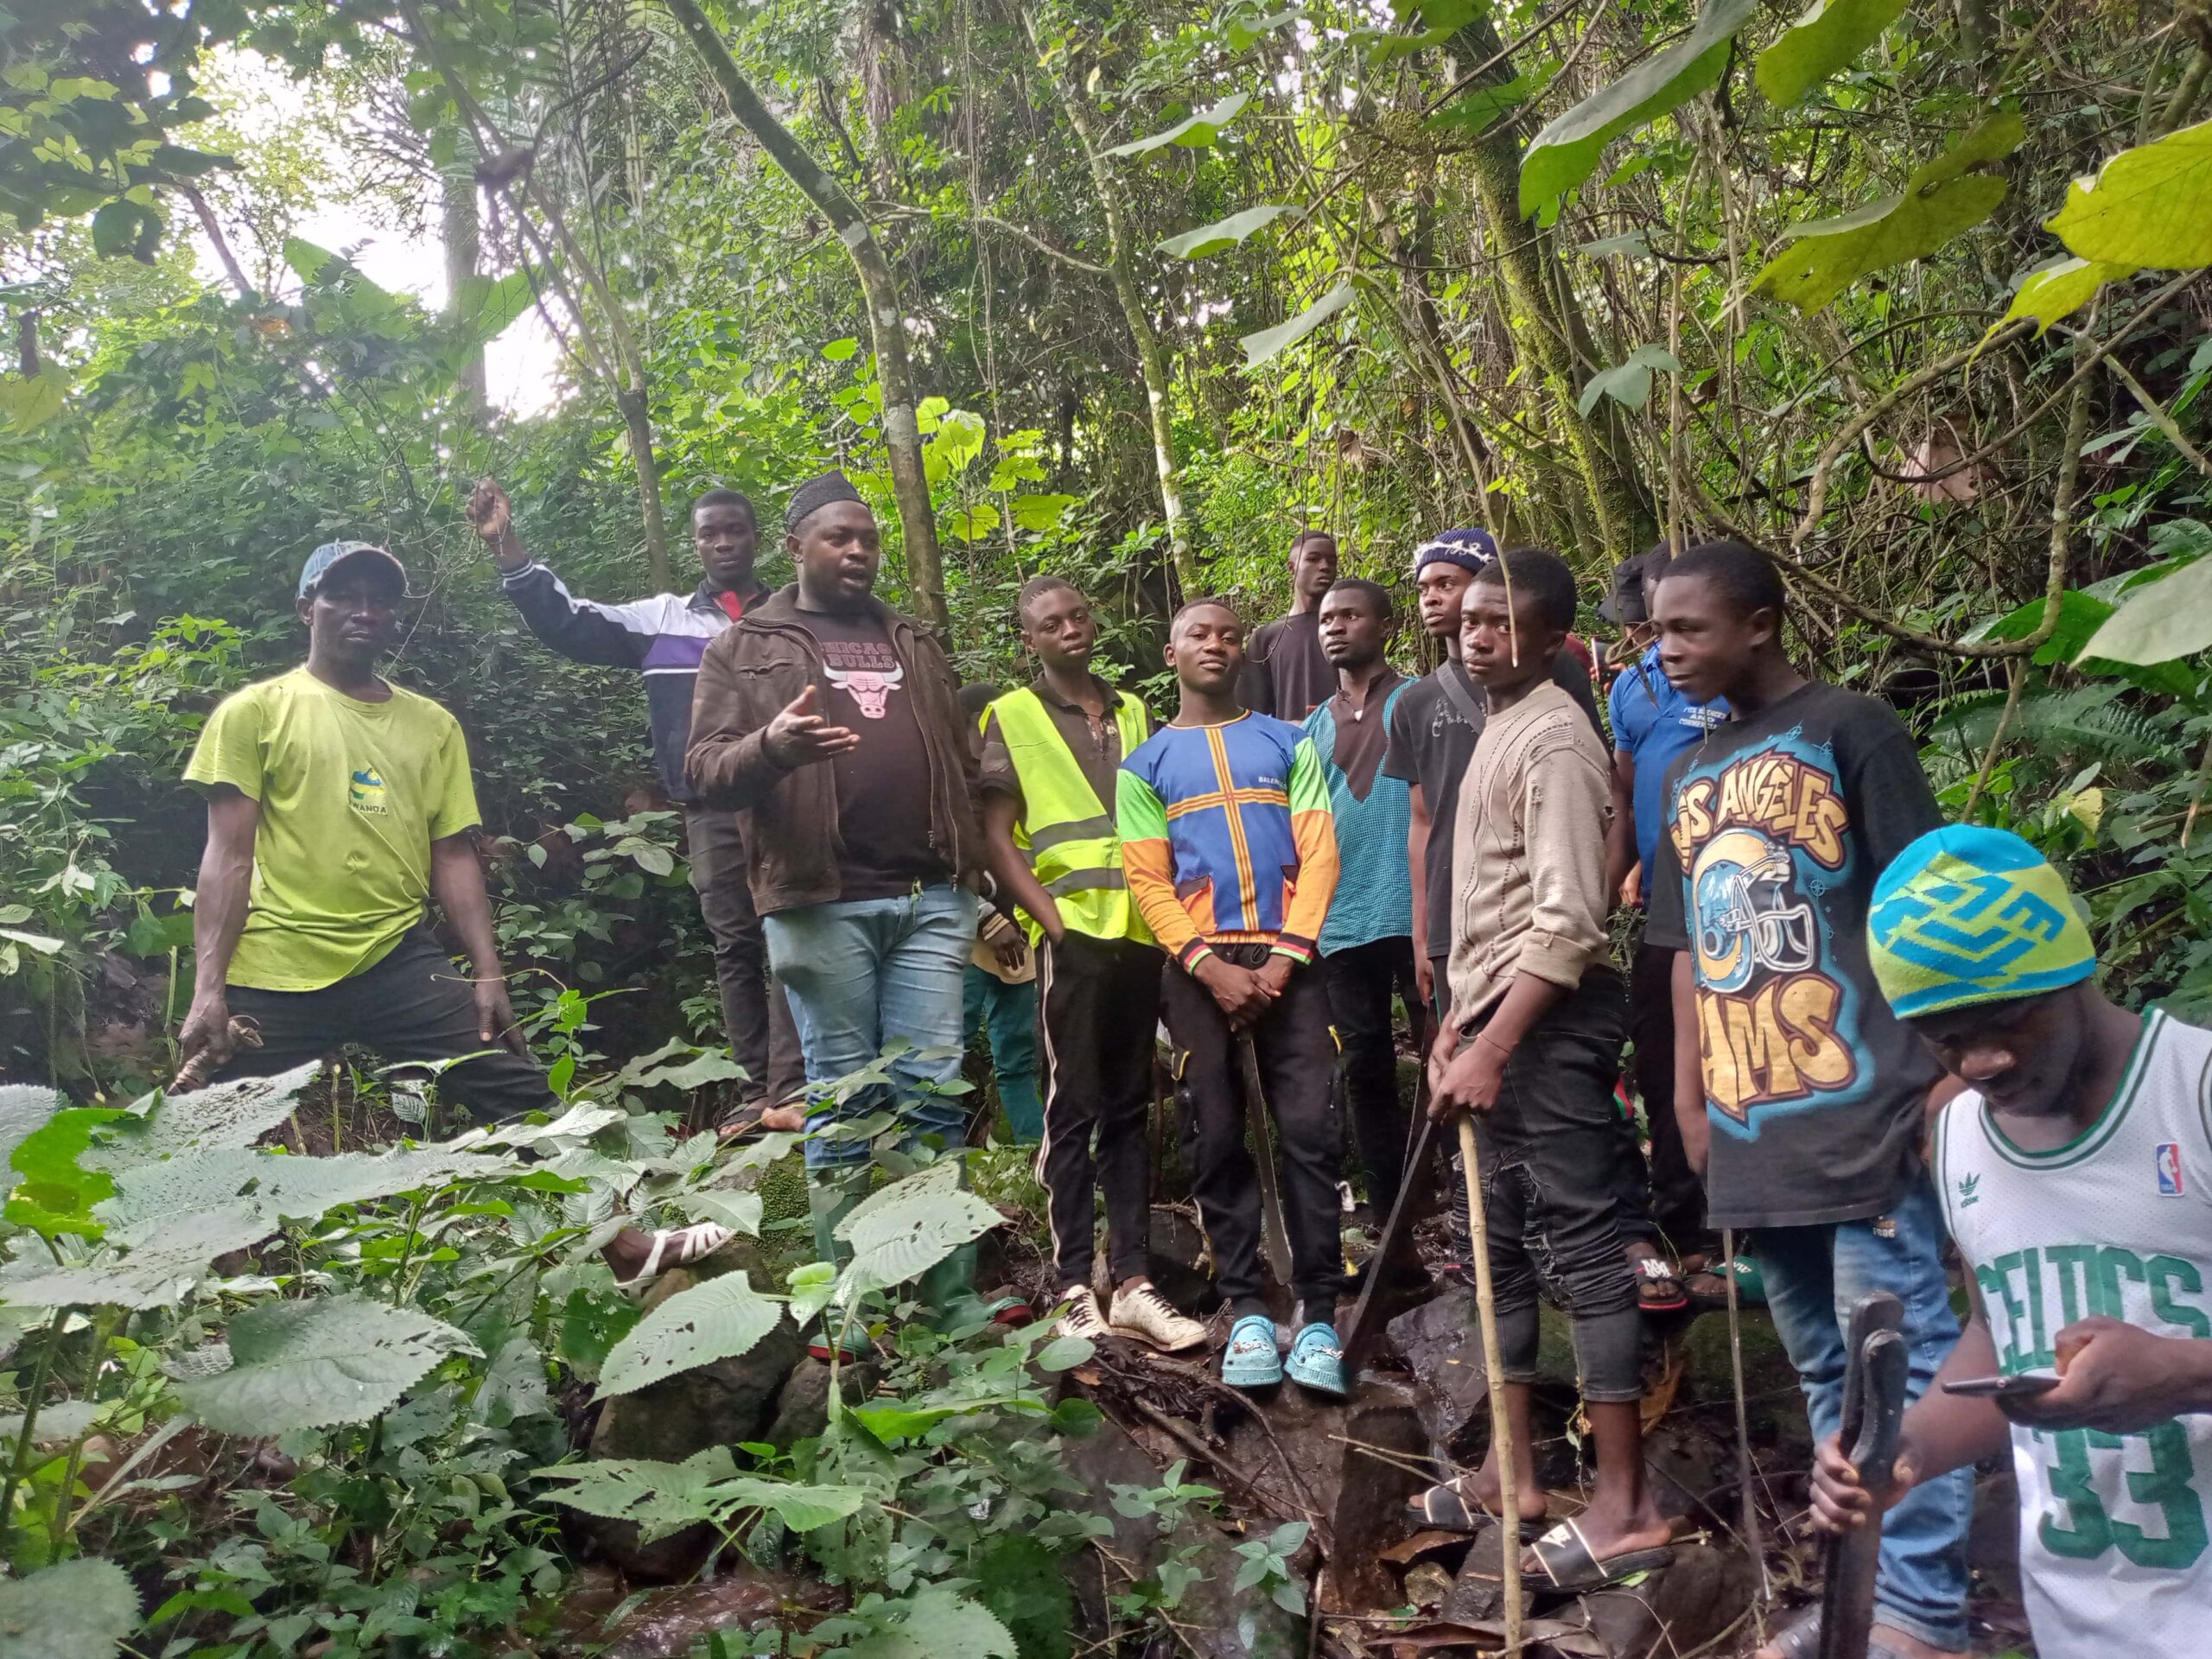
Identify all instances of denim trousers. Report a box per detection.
[762,884,979,1171]
[963,963,1042,1142]
[1756,1169,1972,1651]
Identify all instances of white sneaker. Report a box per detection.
[1109,1281,1208,1352]
[1052,1286,1111,1342]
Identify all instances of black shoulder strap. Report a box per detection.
[1436,660,1485,729]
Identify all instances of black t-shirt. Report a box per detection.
[1241,611,1334,721]
[1647,681,1942,1230]
[1381,652,1602,963]
[800,609,948,900]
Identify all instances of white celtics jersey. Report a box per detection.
[1932,1008,2212,1657]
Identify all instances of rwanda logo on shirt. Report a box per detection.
[349,766,389,816]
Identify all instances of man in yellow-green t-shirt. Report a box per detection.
[178,540,553,1123]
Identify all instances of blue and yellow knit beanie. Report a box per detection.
[1867,825,2096,1020]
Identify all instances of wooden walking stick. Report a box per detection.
[1455,1113,1522,1656]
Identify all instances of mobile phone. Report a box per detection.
[1942,1372,2061,1399]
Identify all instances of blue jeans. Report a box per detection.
[763,885,979,1172]
[1756,1170,1972,1651]
[963,965,1042,1142]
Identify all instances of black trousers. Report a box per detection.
[1630,938,1707,1248]
[684,807,805,1106]
[1035,932,1162,1287]
[214,929,555,1123]
[1321,936,1421,1218]
[1163,944,1347,1319]
[1470,969,1643,1402]
[1433,955,1656,1251]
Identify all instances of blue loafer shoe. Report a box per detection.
[1221,1313,1283,1389]
[1285,1322,1347,1397]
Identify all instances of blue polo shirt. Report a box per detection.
[1608,643,1728,901]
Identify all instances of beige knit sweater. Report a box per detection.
[1445,678,1615,1031]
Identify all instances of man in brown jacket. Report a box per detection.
[686,471,1024,1340]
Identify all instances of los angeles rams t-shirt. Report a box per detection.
[1647,682,1943,1229]
[184,668,480,992]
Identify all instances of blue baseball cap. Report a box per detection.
[297,540,408,600]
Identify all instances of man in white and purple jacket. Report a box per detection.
[467,476,803,1127]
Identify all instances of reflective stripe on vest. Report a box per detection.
[988,686,1152,944]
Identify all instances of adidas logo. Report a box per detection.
[1957,1173,1980,1209]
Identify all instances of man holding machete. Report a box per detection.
[1117,597,1347,1395]
[1808,826,2212,1659]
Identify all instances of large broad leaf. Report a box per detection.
[1518,0,1758,220]
[0,369,67,433]
[1158,204,1290,258]
[0,1557,139,1659]
[857,1586,1017,1659]
[0,1222,248,1311]
[837,1188,1004,1301]
[175,1294,479,1433]
[2047,115,2212,270]
[2079,556,2212,666]
[1999,256,2135,336]
[0,1083,60,1172]
[1963,590,2196,697]
[95,1144,505,1250]
[1751,114,2023,312]
[1754,0,1908,107]
[596,1271,783,1398]
[447,270,535,345]
[86,1061,322,1169]
[1104,93,1249,158]
[1239,282,1355,369]
[1576,344,1679,415]
[715,1476,868,1533]
[535,1446,740,1543]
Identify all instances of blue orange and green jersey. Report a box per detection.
[1115,713,1340,972]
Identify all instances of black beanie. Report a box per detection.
[785,469,865,535]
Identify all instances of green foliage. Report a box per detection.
[2049,117,2212,269]
[1158,204,1291,258]
[1755,0,1910,108]
[0,1556,139,1659]
[1103,93,1249,157]
[1518,0,1757,220]
[175,1296,480,1434]
[594,1271,782,1397]
[1752,115,2024,312]
[1240,283,1356,368]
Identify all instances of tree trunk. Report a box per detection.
[441,169,488,422]
[397,0,673,589]
[1027,14,1200,603]
[1445,19,1656,566]
[664,0,948,631]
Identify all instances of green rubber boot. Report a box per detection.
[916,1238,1029,1335]
[805,1169,868,1360]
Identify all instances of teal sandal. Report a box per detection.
[1221,1313,1282,1389]
[1285,1322,1347,1396]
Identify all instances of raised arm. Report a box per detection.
[178,785,260,1072]
[468,476,652,670]
[429,832,524,1055]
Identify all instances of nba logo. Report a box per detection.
[2157,1142,2185,1198]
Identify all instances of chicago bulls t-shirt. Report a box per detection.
[1646,681,1943,1229]
[799,608,947,899]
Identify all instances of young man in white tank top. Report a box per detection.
[1809,824,2212,1659]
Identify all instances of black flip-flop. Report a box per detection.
[1404,1478,1548,1539]
[1522,1517,1674,1593]
[1632,1254,1688,1313]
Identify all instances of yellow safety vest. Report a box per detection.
[987,686,1153,945]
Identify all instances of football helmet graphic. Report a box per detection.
[1693,827,1817,992]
